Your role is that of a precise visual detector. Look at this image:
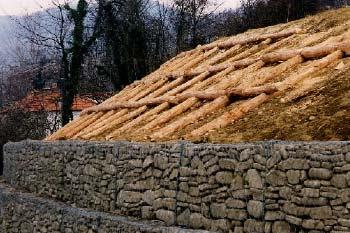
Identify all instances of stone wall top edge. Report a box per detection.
[4,139,350,149]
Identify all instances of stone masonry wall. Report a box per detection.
[0,183,205,233]
[3,140,350,232]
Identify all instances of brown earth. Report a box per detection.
[207,59,350,143]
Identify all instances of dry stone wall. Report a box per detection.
[0,183,204,233]
[3,140,350,232]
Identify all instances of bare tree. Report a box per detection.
[146,1,173,70]
[171,0,217,52]
[16,0,102,125]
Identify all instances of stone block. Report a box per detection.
[309,206,332,220]
[226,199,246,209]
[331,174,348,188]
[141,206,154,219]
[338,218,350,227]
[279,158,310,170]
[266,170,287,186]
[247,169,263,189]
[272,221,291,233]
[117,191,142,204]
[286,170,300,184]
[218,158,236,170]
[215,171,233,185]
[301,188,320,198]
[309,168,332,180]
[177,209,190,226]
[227,209,247,221]
[247,200,264,218]
[189,213,204,229]
[265,211,285,221]
[210,203,227,218]
[155,209,175,226]
[285,215,302,226]
[302,219,325,230]
[142,190,155,205]
[244,219,264,233]
[154,155,168,170]
[142,156,153,168]
[231,175,244,190]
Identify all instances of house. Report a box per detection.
[14,88,108,135]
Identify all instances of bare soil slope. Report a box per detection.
[48,8,350,143]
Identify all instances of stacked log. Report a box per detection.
[201,28,303,51]
[189,94,270,138]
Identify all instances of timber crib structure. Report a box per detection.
[47,11,350,142]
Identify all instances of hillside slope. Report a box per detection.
[48,8,350,142]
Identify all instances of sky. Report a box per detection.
[0,0,241,16]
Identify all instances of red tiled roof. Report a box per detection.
[16,89,98,112]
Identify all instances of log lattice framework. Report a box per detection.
[46,21,350,141]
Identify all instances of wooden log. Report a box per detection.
[170,34,300,80]
[189,94,269,138]
[164,50,202,74]
[60,112,105,139]
[216,28,302,49]
[261,40,350,63]
[227,44,261,63]
[168,34,294,78]
[191,66,237,92]
[280,76,327,103]
[81,78,168,115]
[81,106,148,139]
[301,44,341,59]
[131,70,228,133]
[168,37,276,80]
[106,103,170,139]
[181,47,219,72]
[251,55,304,87]
[141,97,199,132]
[205,45,242,66]
[161,51,187,67]
[168,47,219,78]
[213,60,265,91]
[167,71,211,95]
[88,69,265,114]
[278,50,343,92]
[80,73,208,117]
[148,77,186,98]
[169,57,259,79]
[74,59,263,139]
[73,110,121,139]
[261,49,303,63]
[181,85,278,99]
[152,96,230,139]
